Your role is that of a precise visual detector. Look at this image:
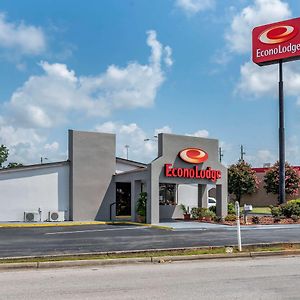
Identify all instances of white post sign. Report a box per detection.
[235,201,242,252]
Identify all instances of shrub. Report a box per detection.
[209,205,216,213]
[225,214,236,222]
[136,192,147,217]
[270,205,282,217]
[214,216,223,223]
[291,215,299,222]
[228,203,236,215]
[251,216,260,224]
[191,207,199,219]
[281,202,300,218]
[264,162,300,198]
[288,199,300,205]
[203,210,216,219]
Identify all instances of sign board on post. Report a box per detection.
[252,17,300,66]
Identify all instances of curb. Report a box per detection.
[1,250,300,271]
[0,221,172,230]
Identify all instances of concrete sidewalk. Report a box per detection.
[157,220,300,231]
[157,221,229,230]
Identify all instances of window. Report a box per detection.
[159,183,176,205]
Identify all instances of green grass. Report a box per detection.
[240,207,271,214]
[1,244,300,264]
[250,207,271,214]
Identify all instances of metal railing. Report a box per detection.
[109,202,116,221]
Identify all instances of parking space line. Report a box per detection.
[45,226,148,235]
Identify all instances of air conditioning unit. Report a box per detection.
[24,211,40,222]
[48,211,65,222]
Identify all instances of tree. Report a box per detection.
[228,160,258,204]
[0,145,9,168]
[264,161,300,201]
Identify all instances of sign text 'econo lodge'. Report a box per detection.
[253,17,300,66]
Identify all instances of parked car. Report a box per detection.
[208,197,216,208]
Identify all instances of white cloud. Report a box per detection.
[95,122,158,163]
[3,30,172,129]
[44,142,59,152]
[226,0,300,100]
[0,124,65,164]
[0,12,46,55]
[155,126,172,136]
[164,46,173,67]
[186,129,209,138]
[95,123,211,162]
[237,61,300,98]
[286,135,300,165]
[225,0,291,54]
[175,0,215,14]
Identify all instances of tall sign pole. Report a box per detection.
[253,17,300,204]
[278,60,285,204]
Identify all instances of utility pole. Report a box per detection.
[278,60,285,204]
[124,145,130,160]
[219,147,224,163]
[240,145,246,161]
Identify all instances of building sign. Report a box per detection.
[165,164,221,182]
[179,148,208,164]
[252,17,300,66]
[164,147,221,182]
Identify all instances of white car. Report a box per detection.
[208,197,216,208]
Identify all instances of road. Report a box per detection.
[1,223,300,258]
[1,256,300,299]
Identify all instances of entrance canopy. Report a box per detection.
[115,133,227,224]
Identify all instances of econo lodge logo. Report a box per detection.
[259,25,298,45]
[179,148,208,164]
[253,17,300,66]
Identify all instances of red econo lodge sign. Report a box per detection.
[252,17,300,66]
[178,148,208,164]
[164,148,222,182]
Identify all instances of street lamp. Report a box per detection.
[124,145,130,160]
[144,135,158,142]
[40,157,48,164]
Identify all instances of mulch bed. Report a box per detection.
[222,216,300,226]
[177,217,300,225]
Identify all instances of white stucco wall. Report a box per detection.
[0,165,69,222]
[177,184,198,209]
[177,184,216,209]
[116,161,144,174]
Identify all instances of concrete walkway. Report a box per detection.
[157,220,300,231]
[157,221,229,230]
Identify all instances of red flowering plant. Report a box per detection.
[264,161,300,200]
[228,160,259,204]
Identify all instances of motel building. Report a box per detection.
[0,130,228,224]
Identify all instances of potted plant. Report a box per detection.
[202,210,216,222]
[180,204,191,220]
[136,192,147,223]
[197,208,207,221]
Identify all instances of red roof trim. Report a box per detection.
[253,166,300,173]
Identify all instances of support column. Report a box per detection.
[146,169,160,224]
[216,184,227,217]
[198,184,209,208]
[131,180,141,222]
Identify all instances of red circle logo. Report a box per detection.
[259,25,298,44]
[179,148,208,164]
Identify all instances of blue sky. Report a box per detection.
[0,0,300,166]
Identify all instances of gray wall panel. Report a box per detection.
[69,130,116,221]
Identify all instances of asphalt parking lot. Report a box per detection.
[1,223,300,258]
